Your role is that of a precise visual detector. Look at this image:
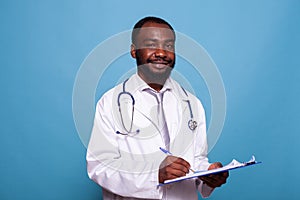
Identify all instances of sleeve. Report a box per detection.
[193,98,215,198]
[86,93,164,199]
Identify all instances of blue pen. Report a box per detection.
[159,147,173,155]
[159,147,196,173]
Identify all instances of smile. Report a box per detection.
[150,62,169,69]
[150,59,170,66]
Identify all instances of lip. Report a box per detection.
[150,62,169,68]
[150,60,169,65]
[151,61,168,65]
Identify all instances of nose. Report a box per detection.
[154,48,167,58]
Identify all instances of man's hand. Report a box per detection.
[159,156,190,183]
[199,162,229,188]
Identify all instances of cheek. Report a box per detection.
[168,52,175,61]
[137,49,154,59]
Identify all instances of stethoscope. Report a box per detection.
[116,79,197,136]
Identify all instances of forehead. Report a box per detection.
[136,22,175,42]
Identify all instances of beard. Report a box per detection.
[135,52,175,86]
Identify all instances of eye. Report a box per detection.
[165,43,174,50]
[144,43,156,48]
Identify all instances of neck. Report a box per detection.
[148,83,163,92]
[137,72,167,92]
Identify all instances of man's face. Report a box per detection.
[131,22,175,84]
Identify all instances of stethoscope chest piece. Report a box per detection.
[188,119,197,131]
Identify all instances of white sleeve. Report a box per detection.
[198,180,215,198]
[193,99,215,198]
[86,95,163,199]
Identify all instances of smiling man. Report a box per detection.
[131,20,175,90]
[87,16,228,200]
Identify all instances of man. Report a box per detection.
[87,16,228,199]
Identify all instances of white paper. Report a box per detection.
[159,155,260,186]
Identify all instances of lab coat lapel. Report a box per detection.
[163,93,189,147]
[167,97,195,158]
[163,93,178,145]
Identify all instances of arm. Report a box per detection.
[193,99,229,197]
[192,99,215,197]
[86,95,164,199]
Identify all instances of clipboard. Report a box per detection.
[158,155,261,186]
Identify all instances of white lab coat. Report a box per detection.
[87,74,214,199]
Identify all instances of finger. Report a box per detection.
[172,157,191,170]
[200,174,227,187]
[208,162,223,170]
[161,156,177,167]
[212,175,227,184]
[200,176,224,188]
[199,176,218,188]
[223,171,229,178]
[200,174,224,182]
[168,162,190,173]
[199,175,216,183]
[166,166,188,178]
[209,173,227,182]
[210,171,229,178]
[165,173,182,181]
[165,156,191,171]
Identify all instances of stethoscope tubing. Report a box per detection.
[116,79,198,136]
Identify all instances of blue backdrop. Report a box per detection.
[1,0,299,199]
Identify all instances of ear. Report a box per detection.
[130,44,136,58]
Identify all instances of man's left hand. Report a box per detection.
[199,162,229,188]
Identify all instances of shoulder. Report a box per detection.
[95,82,123,109]
[169,77,205,112]
[95,74,139,108]
[169,77,203,102]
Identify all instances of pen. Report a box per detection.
[159,147,196,173]
[159,147,173,155]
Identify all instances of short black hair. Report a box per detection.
[131,16,175,45]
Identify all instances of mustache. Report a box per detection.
[146,58,172,65]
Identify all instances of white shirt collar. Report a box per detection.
[130,73,172,94]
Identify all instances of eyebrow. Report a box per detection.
[142,38,175,43]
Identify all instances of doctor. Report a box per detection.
[87,16,228,199]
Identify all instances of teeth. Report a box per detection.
[152,62,167,64]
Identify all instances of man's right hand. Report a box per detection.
[159,156,191,183]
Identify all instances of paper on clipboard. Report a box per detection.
[158,155,261,186]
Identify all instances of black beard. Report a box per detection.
[138,63,172,85]
[135,53,175,86]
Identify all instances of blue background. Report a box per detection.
[1,0,299,199]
